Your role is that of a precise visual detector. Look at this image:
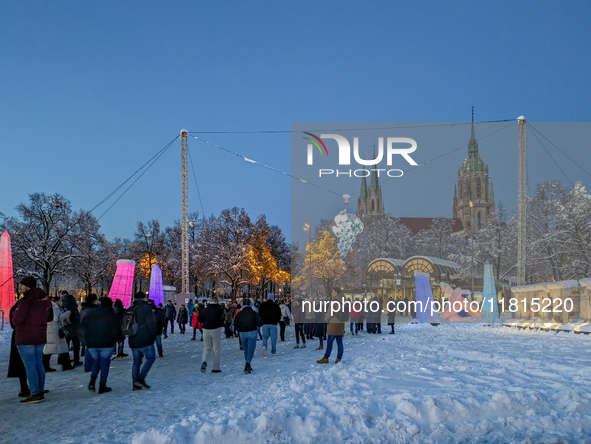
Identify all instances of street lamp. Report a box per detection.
[469,200,475,299]
[303,223,312,302]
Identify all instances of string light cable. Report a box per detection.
[94,135,180,221]
[528,123,591,180]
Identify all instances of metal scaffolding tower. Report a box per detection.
[517,116,526,285]
[180,129,189,293]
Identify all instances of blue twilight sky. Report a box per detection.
[1,1,590,246]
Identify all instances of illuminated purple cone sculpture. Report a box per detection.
[109,259,135,308]
[148,263,164,307]
[414,272,439,323]
[0,231,15,322]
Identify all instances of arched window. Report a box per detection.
[477,212,482,229]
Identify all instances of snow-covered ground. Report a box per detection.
[1,320,591,444]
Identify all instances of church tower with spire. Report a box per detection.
[357,150,385,218]
[453,108,495,233]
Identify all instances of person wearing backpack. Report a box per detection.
[126,292,157,390]
[317,287,345,364]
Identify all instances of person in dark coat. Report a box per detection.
[7,303,30,398]
[128,292,158,390]
[113,299,128,357]
[151,301,165,357]
[223,303,235,338]
[233,298,263,374]
[177,304,189,334]
[62,291,83,366]
[163,300,176,335]
[291,298,306,348]
[198,297,225,373]
[313,300,327,350]
[387,297,396,334]
[258,293,282,356]
[80,297,121,393]
[12,276,53,404]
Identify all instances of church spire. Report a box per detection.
[369,147,379,192]
[468,106,478,156]
[360,165,368,201]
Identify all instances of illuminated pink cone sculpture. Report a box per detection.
[108,259,135,308]
[0,231,15,322]
[148,263,164,307]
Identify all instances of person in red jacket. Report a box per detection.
[12,276,53,404]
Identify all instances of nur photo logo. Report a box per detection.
[303,133,419,178]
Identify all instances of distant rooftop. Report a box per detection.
[398,217,464,235]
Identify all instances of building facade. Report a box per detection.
[356,160,385,218]
[453,109,495,233]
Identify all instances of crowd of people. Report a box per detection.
[7,276,397,404]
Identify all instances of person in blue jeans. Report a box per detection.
[80,297,121,394]
[233,298,263,374]
[127,292,157,390]
[13,276,53,404]
[318,287,345,364]
[258,293,282,356]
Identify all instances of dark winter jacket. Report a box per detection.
[80,301,97,319]
[113,306,125,340]
[258,300,282,325]
[62,294,81,336]
[198,303,224,330]
[13,288,53,346]
[8,304,26,378]
[292,302,305,324]
[224,306,235,323]
[233,306,264,333]
[128,300,158,349]
[153,309,166,335]
[164,303,177,320]
[80,305,121,348]
[178,308,189,325]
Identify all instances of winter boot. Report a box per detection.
[301,344,306,348]
[98,383,112,394]
[19,394,44,404]
[316,357,329,364]
[335,359,341,364]
[88,376,97,391]
[201,362,207,373]
[136,378,150,389]
[293,344,300,349]
[132,382,142,391]
[244,362,252,374]
[261,346,266,357]
[315,345,323,351]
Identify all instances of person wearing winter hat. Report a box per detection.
[258,293,282,356]
[13,277,53,404]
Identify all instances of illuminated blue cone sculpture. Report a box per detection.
[415,272,439,323]
[481,260,499,322]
